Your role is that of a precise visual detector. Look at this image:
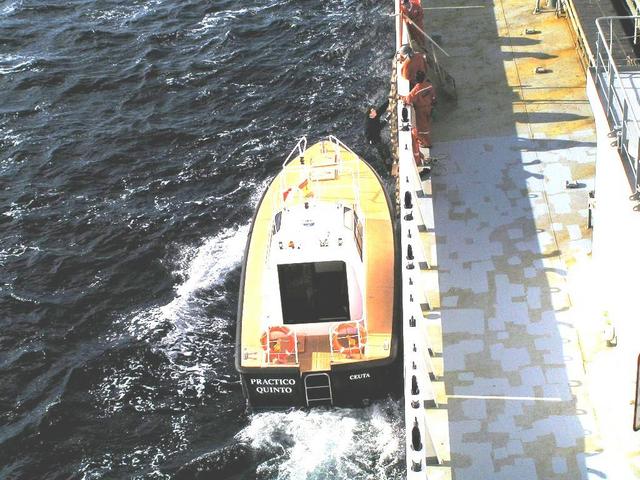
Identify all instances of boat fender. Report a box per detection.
[411,417,422,451]
[404,191,413,209]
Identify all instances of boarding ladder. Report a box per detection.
[304,372,333,406]
[394,2,451,479]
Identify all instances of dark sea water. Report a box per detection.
[0,0,404,478]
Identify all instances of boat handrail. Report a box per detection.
[327,135,357,157]
[272,136,363,214]
[282,136,308,168]
[327,135,362,208]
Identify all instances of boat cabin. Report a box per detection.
[237,137,396,375]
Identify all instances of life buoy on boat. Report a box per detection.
[260,326,296,364]
[332,322,367,359]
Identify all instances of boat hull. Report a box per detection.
[235,139,401,408]
[239,358,402,408]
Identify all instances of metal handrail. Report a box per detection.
[621,0,640,43]
[594,16,640,190]
[595,16,640,122]
[282,136,308,167]
[274,136,365,214]
[327,135,362,210]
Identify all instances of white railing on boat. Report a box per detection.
[273,135,363,214]
[282,136,308,168]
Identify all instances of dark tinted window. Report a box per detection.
[278,261,350,324]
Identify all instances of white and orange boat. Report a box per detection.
[235,136,401,408]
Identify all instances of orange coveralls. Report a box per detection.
[401,53,427,88]
[401,0,425,47]
[401,80,436,147]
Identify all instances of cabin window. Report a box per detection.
[272,211,282,235]
[278,261,350,324]
[343,207,354,230]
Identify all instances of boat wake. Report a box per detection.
[235,401,405,480]
[176,399,404,479]
[95,223,248,409]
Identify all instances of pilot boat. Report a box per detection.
[235,136,400,408]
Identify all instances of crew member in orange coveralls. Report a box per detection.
[400,70,436,147]
[398,45,427,89]
[400,0,425,47]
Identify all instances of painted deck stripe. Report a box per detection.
[447,394,563,402]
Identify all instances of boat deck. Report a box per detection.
[419,0,615,477]
[239,140,395,370]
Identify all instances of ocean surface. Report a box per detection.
[0,0,404,478]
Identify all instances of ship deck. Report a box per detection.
[238,140,395,370]
[420,0,614,477]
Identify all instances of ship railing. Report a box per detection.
[594,16,640,192]
[396,2,450,478]
[399,1,457,100]
[559,0,594,71]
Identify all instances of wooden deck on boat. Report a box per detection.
[239,140,395,369]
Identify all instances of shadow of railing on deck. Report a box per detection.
[421,2,595,478]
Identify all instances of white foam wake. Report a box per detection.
[121,222,249,360]
[164,223,249,318]
[236,401,405,480]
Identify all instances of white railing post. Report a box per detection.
[595,16,640,192]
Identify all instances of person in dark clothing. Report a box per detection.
[364,99,390,166]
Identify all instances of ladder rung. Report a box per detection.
[308,397,332,402]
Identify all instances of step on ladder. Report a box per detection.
[304,373,333,406]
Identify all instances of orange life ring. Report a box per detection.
[332,322,367,359]
[260,326,296,364]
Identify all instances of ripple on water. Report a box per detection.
[0,0,396,477]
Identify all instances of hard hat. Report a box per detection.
[399,45,414,57]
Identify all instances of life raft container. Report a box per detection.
[260,326,296,364]
[332,322,367,359]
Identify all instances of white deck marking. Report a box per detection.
[448,394,562,402]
